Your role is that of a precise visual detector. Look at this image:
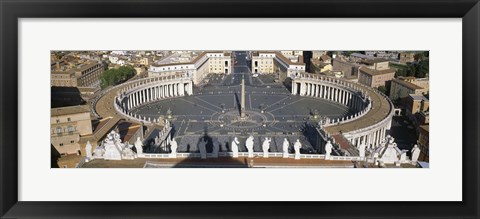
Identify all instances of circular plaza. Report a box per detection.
[94,53,394,157]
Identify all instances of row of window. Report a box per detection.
[58,140,75,147]
[54,125,76,134]
[56,118,72,123]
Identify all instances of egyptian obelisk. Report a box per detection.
[241,75,246,118]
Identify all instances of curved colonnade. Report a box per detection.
[107,72,394,152]
[292,73,394,149]
[113,74,193,124]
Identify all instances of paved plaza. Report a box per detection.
[130,52,353,153]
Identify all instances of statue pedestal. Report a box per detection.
[295,154,301,160]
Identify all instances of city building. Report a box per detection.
[51,105,93,155]
[361,58,390,71]
[418,125,429,162]
[405,94,429,116]
[310,54,333,73]
[417,111,430,125]
[251,51,306,81]
[312,51,327,59]
[51,59,104,88]
[399,52,415,63]
[148,51,231,84]
[357,66,396,88]
[389,77,429,101]
[332,57,361,79]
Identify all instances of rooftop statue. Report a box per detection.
[231,137,239,158]
[282,138,290,158]
[134,137,143,155]
[294,139,302,160]
[262,137,271,158]
[170,138,178,158]
[246,135,255,158]
[411,144,421,163]
[325,140,333,159]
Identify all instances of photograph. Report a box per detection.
[51,50,429,168]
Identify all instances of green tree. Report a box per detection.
[415,59,429,78]
[100,66,136,89]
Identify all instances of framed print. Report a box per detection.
[1,0,479,218]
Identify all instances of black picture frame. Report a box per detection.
[1,0,479,218]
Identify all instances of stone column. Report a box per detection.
[189,82,193,95]
[148,88,151,102]
[325,86,328,100]
[337,89,340,103]
[174,83,178,96]
[136,92,139,106]
[320,85,323,98]
[329,87,332,101]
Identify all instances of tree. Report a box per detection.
[415,59,429,78]
[100,66,136,89]
[395,68,407,77]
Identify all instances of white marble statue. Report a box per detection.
[262,137,271,158]
[85,141,93,159]
[212,140,220,158]
[411,144,421,163]
[170,138,178,158]
[246,135,255,158]
[282,138,290,158]
[134,137,143,155]
[358,143,366,158]
[325,140,333,159]
[103,131,123,160]
[93,145,105,158]
[231,137,239,158]
[199,138,207,159]
[293,139,302,160]
[381,135,399,163]
[122,146,136,160]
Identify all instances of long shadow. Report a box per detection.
[233,89,241,115]
[169,153,248,168]
[301,122,321,154]
[51,144,60,168]
[169,129,248,168]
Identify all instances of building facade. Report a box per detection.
[148,52,231,84]
[51,60,104,88]
[332,58,361,79]
[418,125,429,162]
[251,51,306,81]
[389,77,429,101]
[51,105,93,155]
[358,67,395,88]
[399,52,415,63]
